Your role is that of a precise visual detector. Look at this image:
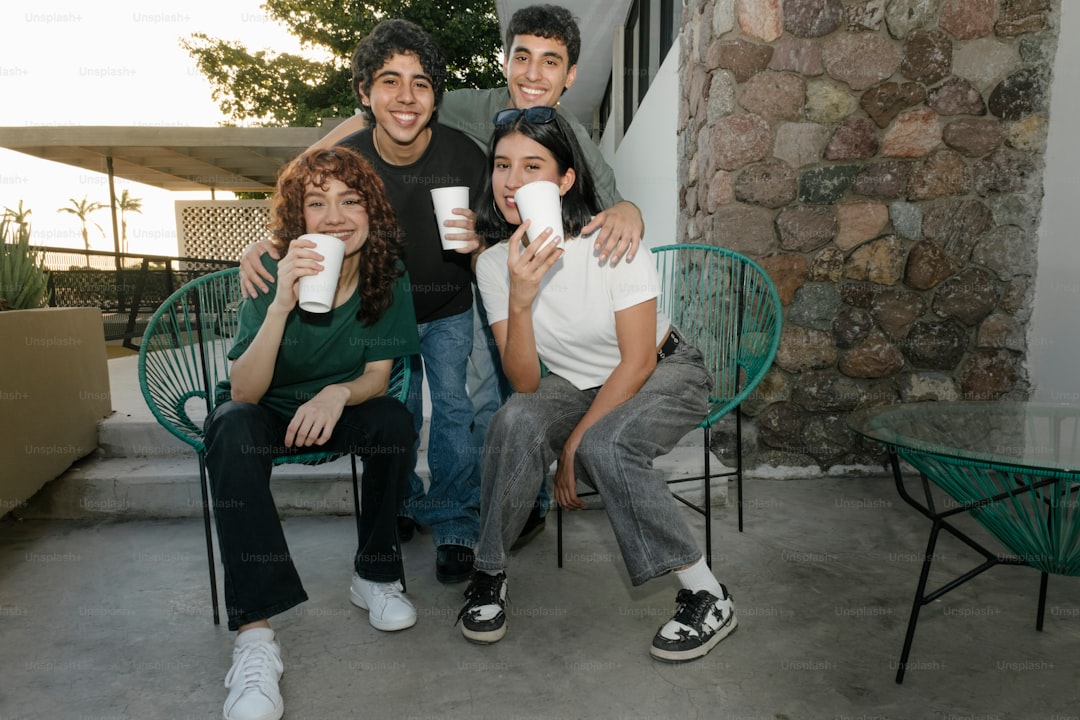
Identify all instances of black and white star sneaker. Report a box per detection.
[456,571,508,644]
[650,586,737,663]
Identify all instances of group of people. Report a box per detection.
[207,6,737,720]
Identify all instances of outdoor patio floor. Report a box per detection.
[2,471,1078,719]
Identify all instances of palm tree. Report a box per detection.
[57,196,106,259]
[117,189,143,255]
[2,200,32,237]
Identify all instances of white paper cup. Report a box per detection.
[514,180,564,250]
[430,186,471,250]
[296,233,346,313]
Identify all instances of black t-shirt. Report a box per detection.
[338,123,487,324]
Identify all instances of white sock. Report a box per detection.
[676,558,725,599]
[235,627,275,647]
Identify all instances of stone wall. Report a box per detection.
[678,0,1057,469]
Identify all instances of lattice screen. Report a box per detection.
[175,200,273,261]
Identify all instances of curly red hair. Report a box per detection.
[269,147,404,324]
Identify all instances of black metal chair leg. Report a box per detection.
[198,455,220,626]
[703,425,713,568]
[556,503,564,568]
[896,519,943,684]
[1036,571,1049,631]
[735,411,744,533]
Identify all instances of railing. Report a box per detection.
[37,246,238,350]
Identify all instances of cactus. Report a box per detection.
[0,217,49,311]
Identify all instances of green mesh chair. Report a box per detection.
[556,243,782,568]
[850,401,1080,682]
[138,267,411,625]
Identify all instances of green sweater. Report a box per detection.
[219,255,420,418]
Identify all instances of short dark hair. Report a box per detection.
[475,114,600,245]
[506,4,581,67]
[351,18,446,124]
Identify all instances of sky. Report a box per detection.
[0,2,313,256]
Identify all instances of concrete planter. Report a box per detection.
[0,307,111,515]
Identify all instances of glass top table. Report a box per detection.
[847,401,1080,683]
[849,401,1080,476]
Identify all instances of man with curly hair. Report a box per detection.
[314,5,648,549]
[320,4,644,263]
[208,146,421,720]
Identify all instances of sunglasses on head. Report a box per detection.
[492,106,558,127]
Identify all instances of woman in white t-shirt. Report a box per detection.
[457,106,739,664]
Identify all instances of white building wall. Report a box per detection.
[600,39,680,251]
[1029,3,1080,402]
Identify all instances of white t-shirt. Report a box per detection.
[476,234,671,390]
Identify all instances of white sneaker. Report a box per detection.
[349,574,417,631]
[650,587,737,663]
[223,628,284,720]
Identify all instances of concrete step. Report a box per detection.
[24,442,728,520]
[97,408,434,459]
[38,352,731,521]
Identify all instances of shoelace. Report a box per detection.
[455,573,505,625]
[669,589,723,633]
[371,581,405,601]
[225,641,283,693]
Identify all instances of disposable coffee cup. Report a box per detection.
[430,186,471,250]
[296,233,346,313]
[514,180,564,250]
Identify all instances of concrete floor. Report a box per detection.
[2,474,1078,720]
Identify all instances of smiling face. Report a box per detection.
[302,177,369,259]
[359,51,435,160]
[491,131,575,225]
[503,33,577,109]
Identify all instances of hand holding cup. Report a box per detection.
[514,181,564,251]
[295,233,345,313]
[430,186,473,251]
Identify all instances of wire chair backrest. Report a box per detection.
[651,244,782,426]
[138,268,243,453]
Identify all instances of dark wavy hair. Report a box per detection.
[351,18,446,124]
[268,146,404,325]
[506,4,581,66]
[475,114,600,245]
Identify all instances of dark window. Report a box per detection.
[610,0,682,137]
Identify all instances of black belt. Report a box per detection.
[657,327,684,362]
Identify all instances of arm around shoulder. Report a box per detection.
[311,115,368,150]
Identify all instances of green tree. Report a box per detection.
[182,0,503,127]
[58,197,106,257]
[117,189,143,255]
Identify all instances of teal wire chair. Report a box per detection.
[556,243,783,568]
[868,403,1080,682]
[138,267,410,625]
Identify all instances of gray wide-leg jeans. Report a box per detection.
[475,342,713,586]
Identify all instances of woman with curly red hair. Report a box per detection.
[205,146,420,720]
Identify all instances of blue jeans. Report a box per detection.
[466,285,550,517]
[405,308,479,547]
[475,343,712,585]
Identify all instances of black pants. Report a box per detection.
[204,396,415,631]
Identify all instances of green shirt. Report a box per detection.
[219,255,420,418]
[438,86,624,209]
